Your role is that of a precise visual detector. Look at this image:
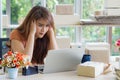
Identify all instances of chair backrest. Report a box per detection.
[56,37,70,49]
[0,38,9,59]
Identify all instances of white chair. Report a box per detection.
[56,36,70,49]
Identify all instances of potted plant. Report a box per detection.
[0,51,30,79]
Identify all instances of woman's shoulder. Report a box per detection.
[10,29,19,35]
[10,29,20,37]
[10,29,23,41]
[10,29,27,47]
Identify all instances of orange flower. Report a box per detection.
[7,51,13,56]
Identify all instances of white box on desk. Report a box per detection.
[77,61,104,78]
[85,47,110,63]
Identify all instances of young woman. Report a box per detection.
[10,6,58,64]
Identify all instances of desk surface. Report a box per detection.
[1,61,118,80]
[0,70,116,80]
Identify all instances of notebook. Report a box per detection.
[40,48,84,74]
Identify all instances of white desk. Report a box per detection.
[0,70,116,80]
[1,60,118,80]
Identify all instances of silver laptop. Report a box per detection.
[41,48,84,74]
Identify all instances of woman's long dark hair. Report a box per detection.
[32,34,49,64]
[16,6,55,64]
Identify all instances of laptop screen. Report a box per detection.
[43,48,84,74]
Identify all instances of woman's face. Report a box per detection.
[35,19,50,38]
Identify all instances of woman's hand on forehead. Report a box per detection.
[30,20,37,34]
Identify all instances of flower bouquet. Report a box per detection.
[1,51,30,68]
[0,51,30,79]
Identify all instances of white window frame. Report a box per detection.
[74,0,82,43]
[0,0,2,37]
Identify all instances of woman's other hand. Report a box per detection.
[47,26,54,37]
[47,26,58,49]
[30,20,37,35]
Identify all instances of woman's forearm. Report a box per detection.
[23,33,35,61]
[24,20,36,61]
